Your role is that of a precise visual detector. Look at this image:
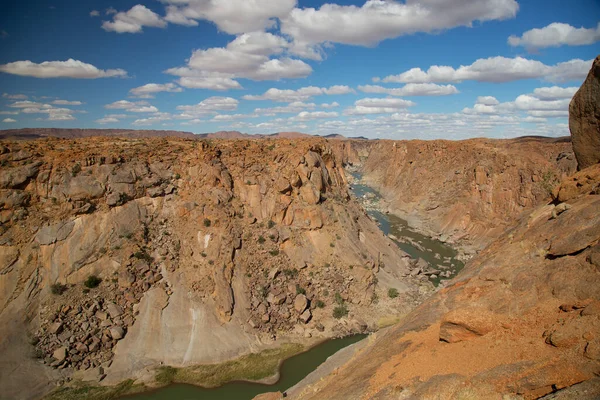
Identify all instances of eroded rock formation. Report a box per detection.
[570,55,600,170]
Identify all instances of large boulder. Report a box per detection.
[569,55,600,170]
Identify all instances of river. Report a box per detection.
[348,172,464,285]
[122,335,366,400]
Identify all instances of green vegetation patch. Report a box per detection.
[44,379,145,400]
[155,343,304,387]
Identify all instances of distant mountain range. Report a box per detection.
[0,128,369,140]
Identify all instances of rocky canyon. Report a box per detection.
[1,58,599,400]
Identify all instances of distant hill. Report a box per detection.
[0,128,360,141]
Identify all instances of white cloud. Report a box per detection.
[9,100,48,108]
[0,111,19,115]
[476,96,499,105]
[14,102,78,121]
[344,97,416,115]
[531,86,578,100]
[162,0,297,34]
[244,85,353,102]
[2,118,16,123]
[176,96,239,118]
[290,111,338,121]
[321,102,339,109]
[102,5,167,33]
[129,82,183,98]
[462,90,571,119]
[167,32,312,84]
[358,83,458,96]
[0,59,127,79]
[210,113,258,122]
[254,101,316,115]
[2,93,28,100]
[52,100,82,105]
[281,0,518,47]
[509,22,600,49]
[105,100,158,113]
[106,7,117,15]
[90,10,100,17]
[380,56,592,84]
[96,116,120,124]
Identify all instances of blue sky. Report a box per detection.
[0,0,599,139]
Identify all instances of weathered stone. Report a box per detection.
[109,326,125,340]
[294,294,308,313]
[569,55,600,169]
[49,322,64,335]
[268,267,280,280]
[35,221,75,245]
[267,292,286,305]
[105,303,123,319]
[299,309,312,324]
[53,346,67,361]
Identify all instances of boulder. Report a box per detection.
[569,55,600,169]
[109,326,125,340]
[53,346,67,361]
[294,294,308,313]
[299,309,312,324]
[105,303,123,319]
[0,162,41,189]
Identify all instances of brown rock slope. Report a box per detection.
[0,137,431,399]
[356,136,576,253]
[287,164,600,400]
[570,55,600,170]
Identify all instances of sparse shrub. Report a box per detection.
[258,236,266,244]
[134,250,153,263]
[324,263,330,269]
[296,284,306,295]
[269,249,279,256]
[208,260,214,265]
[269,234,276,240]
[174,173,181,179]
[330,242,335,248]
[388,288,399,298]
[333,305,348,319]
[334,291,344,305]
[323,289,329,297]
[267,220,275,229]
[283,268,299,278]
[200,252,207,258]
[82,288,90,294]
[316,300,325,308]
[50,283,67,295]
[71,163,81,177]
[203,218,211,227]
[84,275,101,289]
[267,144,275,151]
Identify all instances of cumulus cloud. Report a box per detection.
[102,5,167,33]
[105,100,158,113]
[531,86,578,100]
[289,111,338,121]
[254,101,316,115]
[0,59,127,79]
[167,31,312,84]
[175,96,239,118]
[462,89,571,119]
[210,113,258,122]
[96,117,119,124]
[476,96,500,105]
[243,85,353,102]
[2,118,16,123]
[2,93,28,100]
[345,97,416,115]
[162,0,297,34]
[280,0,518,47]
[358,83,459,96]
[508,22,600,49]
[52,100,82,105]
[129,82,183,98]
[12,101,79,121]
[379,56,592,84]
[90,10,100,17]
[321,102,339,109]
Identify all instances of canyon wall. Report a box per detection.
[356,137,577,253]
[0,137,430,399]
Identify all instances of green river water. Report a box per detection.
[122,334,366,400]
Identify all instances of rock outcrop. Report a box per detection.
[570,55,600,170]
